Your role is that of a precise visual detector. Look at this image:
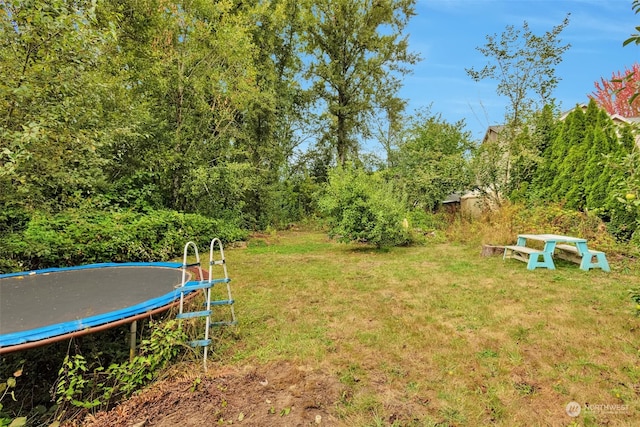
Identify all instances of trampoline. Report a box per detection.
[0,262,198,353]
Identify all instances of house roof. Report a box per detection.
[559,103,640,124]
[481,125,505,144]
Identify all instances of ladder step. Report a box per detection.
[211,320,238,326]
[188,339,211,347]
[181,278,230,291]
[210,259,225,265]
[176,310,211,319]
[207,299,234,307]
[183,262,200,268]
[181,281,211,291]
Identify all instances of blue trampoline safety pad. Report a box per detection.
[0,262,195,349]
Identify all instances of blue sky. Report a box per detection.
[400,0,640,141]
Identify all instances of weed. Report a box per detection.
[477,349,499,359]
[339,364,364,387]
[0,369,26,427]
[514,382,537,396]
[438,406,466,424]
[53,320,188,419]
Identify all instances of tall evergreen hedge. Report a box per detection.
[530,100,637,240]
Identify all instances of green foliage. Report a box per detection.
[530,101,637,240]
[0,0,315,230]
[0,369,25,427]
[389,109,474,211]
[466,15,570,125]
[624,0,640,47]
[0,208,247,272]
[606,208,638,242]
[54,320,187,414]
[508,105,559,195]
[319,166,410,248]
[406,209,449,232]
[0,0,427,231]
[612,149,640,238]
[55,354,98,410]
[471,106,560,209]
[513,204,606,240]
[301,0,420,166]
[0,0,120,211]
[103,319,187,400]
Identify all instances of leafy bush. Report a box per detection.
[0,208,248,272]
[407,209,449,232]
[319,166,410,248]
[606,207,638,242]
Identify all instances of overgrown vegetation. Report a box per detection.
[1,1,639,260]
[0,370,25,427]
[0,208,247,273]
[0,317,196,426]
[53,320,187,415]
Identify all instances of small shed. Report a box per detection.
[460,191,483,218]
[441,193,461,214]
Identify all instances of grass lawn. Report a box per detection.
[202,229,640,426]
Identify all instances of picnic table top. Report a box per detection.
[517,234,587,243]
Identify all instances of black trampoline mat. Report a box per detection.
[0,266,184,335]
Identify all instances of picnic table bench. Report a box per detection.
[503,234,610,272]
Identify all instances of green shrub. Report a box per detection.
[54,320,187,416]
[319,166,410,248]
[513,203,600,236]
[0,209,248,271]
[606,208,638,242]
[407,209,449,232]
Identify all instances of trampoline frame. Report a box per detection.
[0,262,199,354]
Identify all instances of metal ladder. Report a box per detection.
[177,238,236,371]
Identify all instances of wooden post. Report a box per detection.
[129,320,137,362]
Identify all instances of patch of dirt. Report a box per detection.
[75,361,344,427]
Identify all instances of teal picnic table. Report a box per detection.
[503,234,610,272]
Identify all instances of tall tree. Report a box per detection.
[98,0,266,220]
[466,15,570,128]
[301,0,419,166]
[590,63,640,117]
[0,0,116,212]
[230,0,310,227]
[533,101,636,238]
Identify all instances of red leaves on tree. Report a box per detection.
[589,63,640,118]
